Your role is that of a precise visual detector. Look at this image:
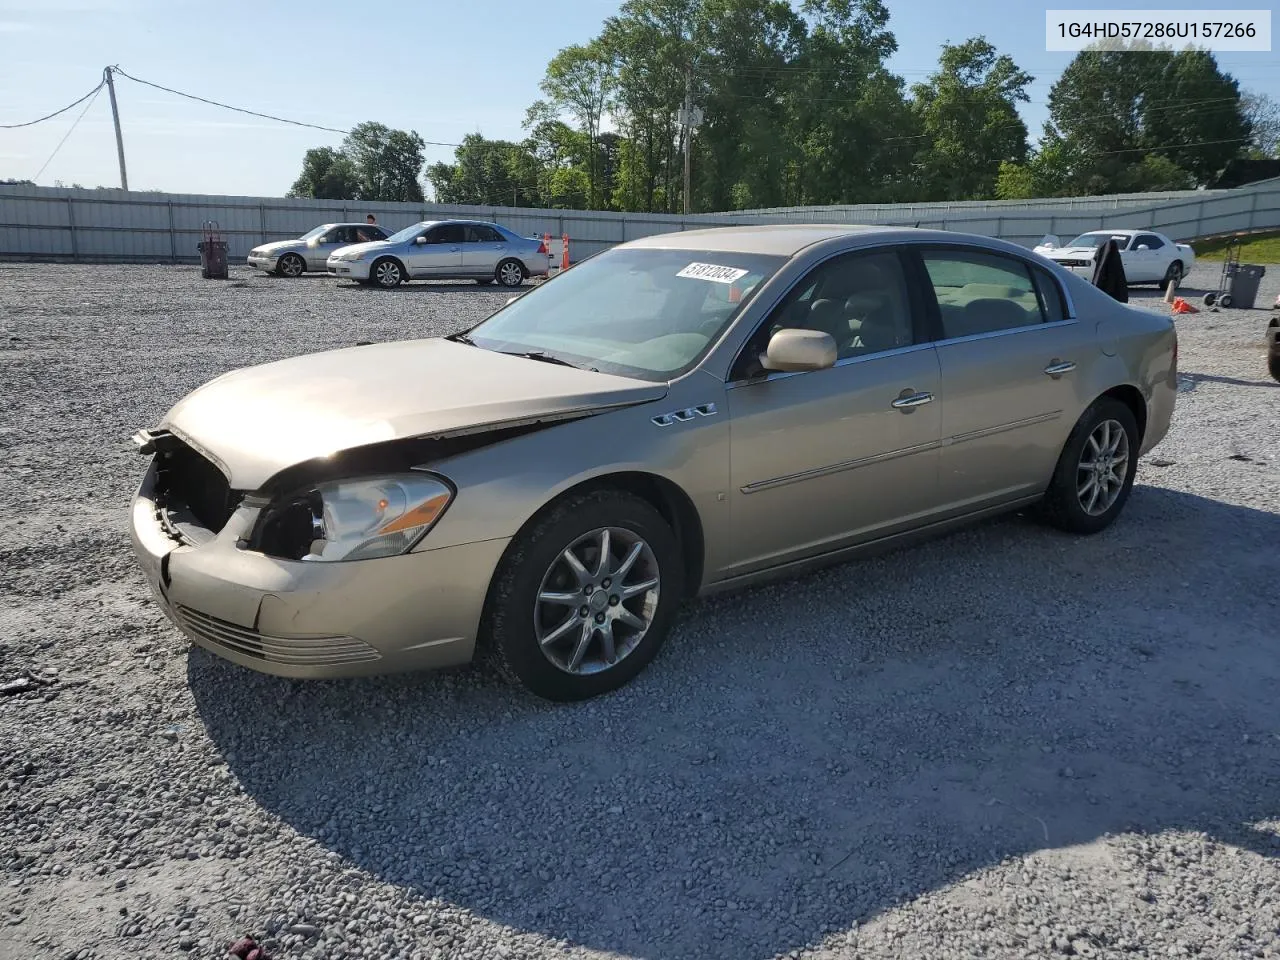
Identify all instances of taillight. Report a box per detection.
[536,239,548,254]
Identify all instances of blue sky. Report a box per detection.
[1,0,1276,197]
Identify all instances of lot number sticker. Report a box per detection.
[676,262,750,284]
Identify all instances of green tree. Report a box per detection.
[1242,90,1280,157]
[540,42,616,207]
[1042,44,1251,193]
[910,38,1033,201]
[286,146,360,199]
[343,122,426,202]
[424,134,542,206]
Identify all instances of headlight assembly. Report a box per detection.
[256,473,454,562]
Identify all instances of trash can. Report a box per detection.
[196,239,229,280]
[1223,263,1265,309]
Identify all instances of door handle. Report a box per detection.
[1044,360,1076,377]
[449,246,460,252]
[891,390,934,410]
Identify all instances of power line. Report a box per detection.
[110,66,462,148]
[33,83,103,181]
[0,80,105,129]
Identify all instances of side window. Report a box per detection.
[1030,265,1067,323]
[465,225,503,243]
[756,251,916,363]
[921,250,1045,339]
[430,224,464,244]
[1136,233,1164,250]
[373,226,390,240]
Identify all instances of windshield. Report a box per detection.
[1068,232,1129,248]
[464,247,785,381]
[386,221,433,244]
[299,225,330,241]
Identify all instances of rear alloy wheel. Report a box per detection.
[481,489,683,701]
[276,253,305,278]
[496,258,525,288]
[1039,397,1140,535]
[371,258,403,288]
[1161,261,1183,290]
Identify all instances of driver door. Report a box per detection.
[720,249,943,580]
[406,224,464,278]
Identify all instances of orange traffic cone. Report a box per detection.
[1171,297,1199,314]
[561,234,570,271]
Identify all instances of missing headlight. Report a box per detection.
[256,492,323,561]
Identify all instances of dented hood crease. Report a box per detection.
[160,338,667,489]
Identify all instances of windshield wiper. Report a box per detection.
[446,332,476,345]
[498,350,579,368]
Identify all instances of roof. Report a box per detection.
[621,223,1003,257]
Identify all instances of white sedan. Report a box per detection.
[1035,230,1195,289]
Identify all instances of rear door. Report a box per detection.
[914,245,1096,514]
[405,223,464,278]
[461,224,509,276]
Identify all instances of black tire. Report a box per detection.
[1160,261,1183,290]
[480,488,685,701]
[370,257,404,288]
[1268,352,1280,383]
[495,258,526,288]
[1038,397,1140,535]
[1203,291,1217,307]
[276,253,305,278]
[1218,293,1233,309]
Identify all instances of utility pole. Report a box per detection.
[681,67,692,215]
[678,66,703,216]
[104,66,128,191]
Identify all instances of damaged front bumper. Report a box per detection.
[129,457,509,679]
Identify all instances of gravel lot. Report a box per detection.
[1,260,1278,960]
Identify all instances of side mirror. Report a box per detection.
[415,236,428,245]
[759,328,837,373]
[1136,244,1149,250]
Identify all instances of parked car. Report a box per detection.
[129,225,1177,701]
[1035,230,1195,289]
[247,223,391,277]
[326,219,551,288]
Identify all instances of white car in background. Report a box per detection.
[1035,230,1195,289]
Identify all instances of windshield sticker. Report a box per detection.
[676,262,750,284]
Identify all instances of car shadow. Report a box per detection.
[189,485,1280,960]
[1180,370,1280,389]
[333,281,535,295]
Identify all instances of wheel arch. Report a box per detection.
[1097,383,1147,445]
[370,254,407,281]
[500,470,705,598]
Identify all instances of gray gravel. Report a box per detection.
[1,261,1278,960]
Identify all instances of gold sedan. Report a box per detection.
[129,225,1177,701]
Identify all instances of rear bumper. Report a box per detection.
[129,461,508,679]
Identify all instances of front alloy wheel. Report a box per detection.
[535,527,661,676]
[372,259,402,288]
[481,488,683,701]
[277,254,305,278]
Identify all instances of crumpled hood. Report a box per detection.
[161,338,668,489]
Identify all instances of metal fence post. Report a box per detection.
[259,203,267,246]
[66,197,77,260]
[167,200,177,263]
[1248,189,1259,231]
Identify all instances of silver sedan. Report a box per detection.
[248,223,391,277]
[326,219,552,288]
